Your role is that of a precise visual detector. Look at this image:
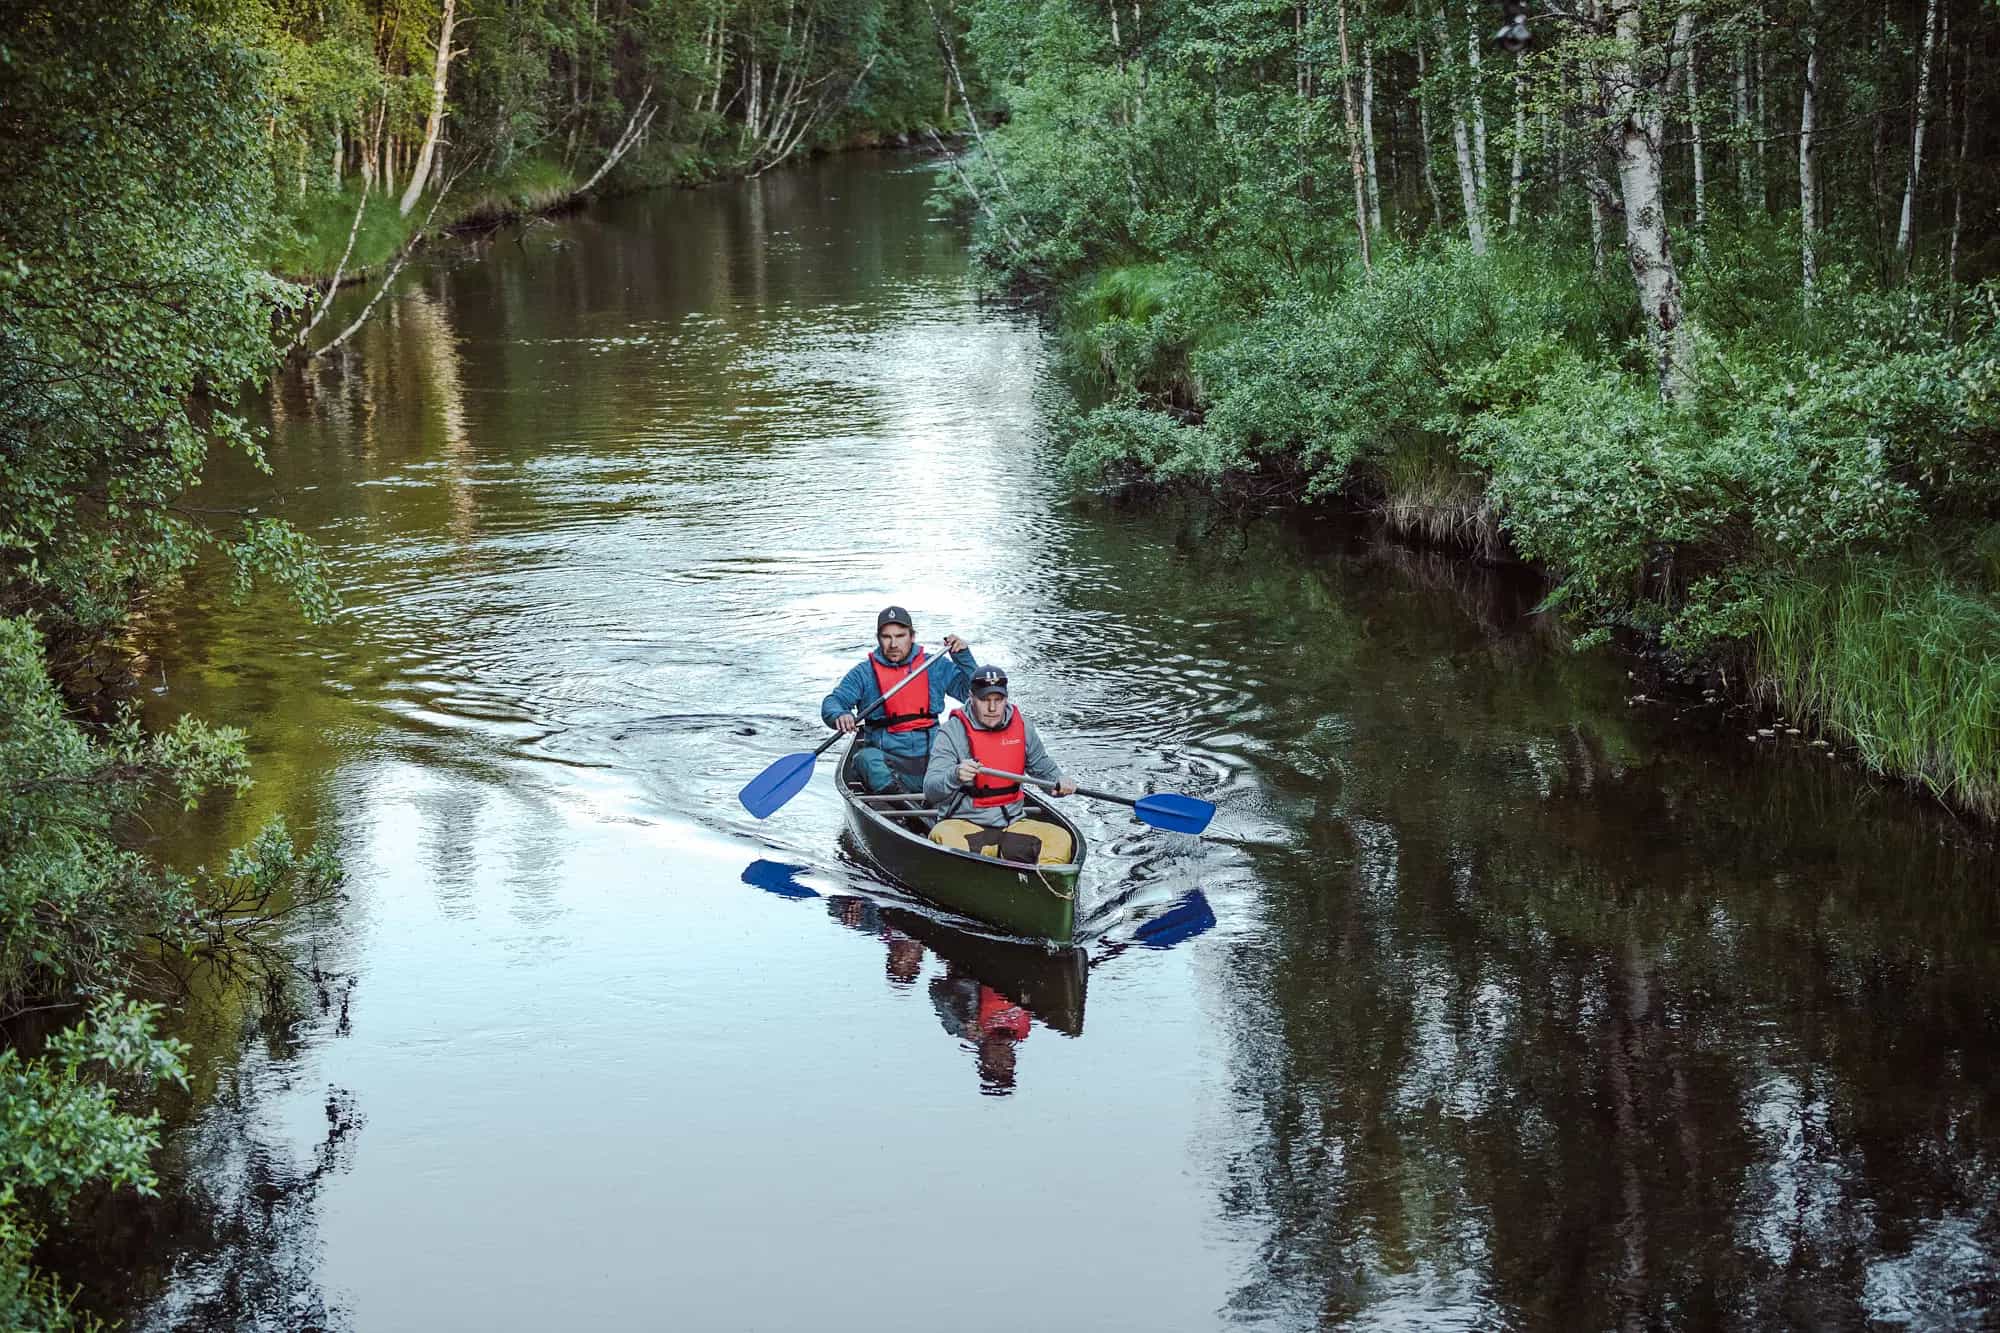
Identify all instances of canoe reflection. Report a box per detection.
[825,893,1088,1095]
[742,858,1215,1096]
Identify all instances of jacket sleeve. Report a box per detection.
[924,721,970,811]
[933,647,978,704]
[821,660,872,728]
[1021,716,1066,787]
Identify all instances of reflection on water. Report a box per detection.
[65,151,2000,1330]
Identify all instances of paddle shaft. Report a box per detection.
[972,765,1127,808]
[817,643,953,755]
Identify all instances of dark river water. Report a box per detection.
[69,152,2000,1330]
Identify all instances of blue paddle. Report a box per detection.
[972,766,1216,836]
[738,644,951,819]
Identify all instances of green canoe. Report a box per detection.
[837,738,1084,943]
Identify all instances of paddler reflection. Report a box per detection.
[821,894,1088,1095]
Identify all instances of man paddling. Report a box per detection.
[821,606,976,794]
[923,666,1078,865]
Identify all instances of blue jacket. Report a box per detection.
[822,646,978,758]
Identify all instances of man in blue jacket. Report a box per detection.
[822,606,977,794]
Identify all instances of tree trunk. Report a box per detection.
[1508,64,1525,227]
[1465,0,1487,197]
[1432,4,1486,254]
[1687,22,1706,229]
[1949,38,1968,281]
[1799,0,1820,305]
[1336,0,1372,271]
[1734,35,1752,207]
[1754,20,1768,209]
[1896,0,1940,262]
[1604,0,1693,400]
[399,0,457,216]
[333,120,343,190]
[1415,39,1446,223]
[1362,36,1382,232]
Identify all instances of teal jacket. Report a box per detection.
[821,646,978,759]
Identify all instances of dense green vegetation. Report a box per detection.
[2,0,977,1325]
[250,0,984,279]
[942,0,2000,815]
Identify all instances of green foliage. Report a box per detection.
[1063,262,1224,399]
[0,999,186,1333]
[1755,562,2000,817]
[0,3,319,649]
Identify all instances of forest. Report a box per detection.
[5,0,2000,1326]
[939,0,2000,820]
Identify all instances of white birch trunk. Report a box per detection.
[1687,25,1706,229]
[1465,0,1487,197]
[399,0,457,216]
[1896,0,1940,260]
[1754,22,1767,208]
[1799,1,1820,304]
[1362,37,1382,232]
[1734,37,1752,207]
[1337,0,1372,271]
[1433,4,1486,254]
[1605,0,1693,400]
[1508,64,1525,227]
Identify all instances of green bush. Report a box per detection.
[1,999,187,1333]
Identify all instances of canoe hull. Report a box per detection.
[837,740,1082,943]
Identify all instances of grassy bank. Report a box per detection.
[1034,239,2000,821]
[259,156,589,281]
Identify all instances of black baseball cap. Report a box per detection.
[877,605,913,630]
[969,666,1008,698]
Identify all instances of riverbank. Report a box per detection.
[1041,245,2000,822]
[264,129,948,285]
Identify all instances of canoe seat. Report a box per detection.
[855,791,929,805]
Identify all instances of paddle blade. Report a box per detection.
[1132,791,1216,835]
[741,859,819,898]
[1134,890,1217,949]
[738,751,817,819]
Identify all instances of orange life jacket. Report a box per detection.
[869,648,937,733]
[956,707,1027,808]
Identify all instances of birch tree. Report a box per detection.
[1431,3,1486,254]
[1337,0,1373,270]
[1799,0,1820,304]
[399,0,457,215]
[1896,0,1940,262]
[1597,0,1695,400]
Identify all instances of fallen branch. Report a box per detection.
[292,188,370,353]
[308,167,464,361]
[572,86,657,199]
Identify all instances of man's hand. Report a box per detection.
[833,714,859,733]
[956,760,979,786]
[1053,779,1078,797]
[942,633,967,655]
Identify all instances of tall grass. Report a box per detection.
[1373,436,1506,561]
[258,158,582,281]
[1755,561,2000,817]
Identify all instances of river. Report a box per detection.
[69,151,2000,1330]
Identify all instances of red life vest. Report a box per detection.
[869,648,938,733]
[956,707,1027,808]
[977,986,1032,1040]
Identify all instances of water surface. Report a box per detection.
[76,151,2000,1331]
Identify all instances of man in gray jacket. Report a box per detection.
[924,666,1078,865]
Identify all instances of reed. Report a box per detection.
[1754,561,2000,818]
